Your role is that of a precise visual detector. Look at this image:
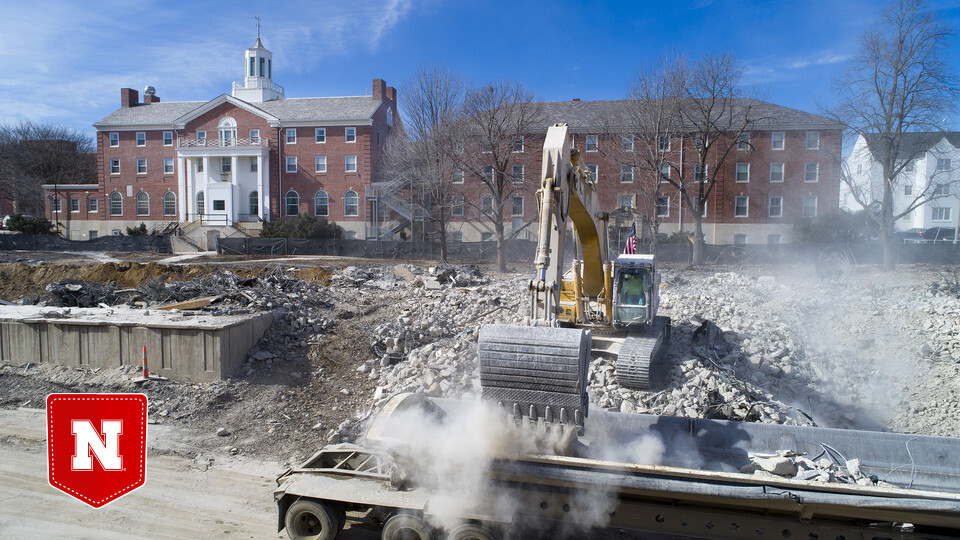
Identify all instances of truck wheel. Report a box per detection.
[382,513,431,540]
[285,499,339,540]
[446,523,499,540]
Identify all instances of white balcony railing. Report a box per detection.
[178,137,269,148]
[232,79,285,97]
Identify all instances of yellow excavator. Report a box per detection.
[478,123,671,429]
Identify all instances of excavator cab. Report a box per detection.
[611,254,659,329]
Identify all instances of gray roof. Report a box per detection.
[535,98,840,132]
[94,95,381,128]
[863,132,960,158]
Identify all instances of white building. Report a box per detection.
[843,133,960,231]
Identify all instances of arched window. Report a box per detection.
[163,191,176,216]
[314,190,329,216]
[249,191,258,216]
[218,116,237,146]
[196,192,204,216]
[343,190,358,217]
[136,191,149,216]
[109,192,122,216]
[285,190,300,216]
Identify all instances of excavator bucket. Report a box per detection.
[478,324,589,428]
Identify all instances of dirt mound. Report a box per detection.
[80,262,215,288]
[293,266,334,283]
[0,263,85,302]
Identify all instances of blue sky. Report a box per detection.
[4,0,960,138]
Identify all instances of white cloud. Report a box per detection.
[790,52,852,70]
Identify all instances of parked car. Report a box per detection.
[895,228,925,243]
[918,226,957,243]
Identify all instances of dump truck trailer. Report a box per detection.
[275,393,960,540]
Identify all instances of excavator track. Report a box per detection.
[616,316,671,389]
[478,324,589,427]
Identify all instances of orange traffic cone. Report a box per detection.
[141,341,150,379]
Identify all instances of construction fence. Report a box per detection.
[0,234,173,253]
[217,237,539,261]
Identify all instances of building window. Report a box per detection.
[735,196,749,217]
[259,57,265,77]
[933,207,952,221]
[387,108,394,127]
[285,190,299,216]
[249,191,259,216]
[586,164,598,180]
[110,159,120,174]
[452,169,464,184]
[771,131,784,150]
[735,162,749,182]
[163,192,176,216]
[586,134,599,152]
[806,131,820,150]
[286,129,296,144]
[933,183,950,196]
[482,165,494,183]
[88,197,98,212]
[221,157,232,174]
[249,129,260,144]
[695,163,707,182]
[314,155,326,173]
[163,158,174,174]
[905,160,915,172]
[655,196,670,217]
[737,132,750,150]
[619,194,634,208]
[768,234,781,245]
[802,195,818,217]
[768,196,783,217]
[109,132,119,147]
[163,131,173,146]
[136,191,149,216]
[314,128,326,144]
[89,231,98,240]
[345,155,357,173]
[212,199,225,211]
[196,159,203,173]
[857,163,863,174]
[733,234,748,246]
[621,135,634,152]
[659,164,670,183]
[344,190,359,216]
[314,191,328,216]
[770,162,784,183]
[197,130,206,145]
[937,158,952,171]
[196,192,204,214]
[450,231,462,242]
[693,195,707,218]
[804,162,819,183]
[511,164,524,183]
[481,194,493,215]
[452,195,464,216]
[286,156,297,173]
[511,196,524,216]
[110,192,122,216]
[905,183,913,195]
[52,198,61,213]
[481,232,494,242]
[112,229,121,236]
[137,158,147,174]
[512,136,524,153]
[620,164,633,183]
[249,57,255,76]
[481,140,493,153]
[250,157,258,172]
[657,134,670,151]
[345,127,356,143]
[136,132,146,147]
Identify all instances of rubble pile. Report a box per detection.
[741,449,892,488]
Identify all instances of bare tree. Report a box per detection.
[382,65,465,262]
[826,0,958,270]
[458,80,544,272]
[0,120,96,215]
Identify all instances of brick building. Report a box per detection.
[443,100,842,246]
[44,36,397,242]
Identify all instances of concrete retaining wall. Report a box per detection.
[0,307,276,382]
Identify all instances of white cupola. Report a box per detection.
[232,35,284,102]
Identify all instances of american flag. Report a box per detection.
[623,223,637,254]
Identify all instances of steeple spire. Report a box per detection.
[254,11,264,49]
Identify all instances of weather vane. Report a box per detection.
[256,10,262,40]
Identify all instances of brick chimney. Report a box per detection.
[372,79,386,100]
[572,98,581,102]
[143,94,160,104]
[385,87,397,103]
[121,88,139,108]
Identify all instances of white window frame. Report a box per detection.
[586,164,598,180]
[621,135,634,152]
[511,136,524,153]
[163,131,173,146]
[771,131,785,150]
[693,195,707,218]
[109,132,119,147]
[345,127,356,143]
[136,158,147,175]
[768,196,783,217]
[620,164,634,183]
[452,195,464,216]
[803,195,818,218]
[315,155,327,173]
[250,157,258,172]
[585,134,599,152]
[694,163,708,182]
[249,129,260,144]
[314,190,329,217]
[249,191,259,216]
[804,162,819,183]
[221,157,232,173]
[733,234,748,246]
[450,231,462,243]
[163,157,174,174]
[163,191,176,216]
[52,198,62,213]
[656,196,670,217]
[932,207,951,221]
[196,130,206,145]
[905,183,914,195]
[345,155,357,173]
[286,129,297,144]
[481,194,494,215]
[511,195,524,217]
[806,131,820,150]
[136,132,146,147]
[937,158,952,171]
[286,156,297,173]
[734,196,749,217]
[619,194,634,208]
[452,169,464,184]
[315,128,326,144]
[735,162,750,183]
[511,164,524,183]
[344,190,359,216]
[737,132,750,150]
[659,164,670,183]
[136,191,149,216]
[88,197,98,213]
[285,190,299,216]
[110,159,120,175]
[770,162,784,183]
[482,165,494,183]
[110,192,122,216]
[657,134,670,151]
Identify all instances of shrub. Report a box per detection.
[794,210,879,243]
[125,223,148,236]
[7,214,54,235]
[260,215,343,239]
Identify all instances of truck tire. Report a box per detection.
[285,499,339,540]
[381,513,431,540]
[446,523,499,540]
